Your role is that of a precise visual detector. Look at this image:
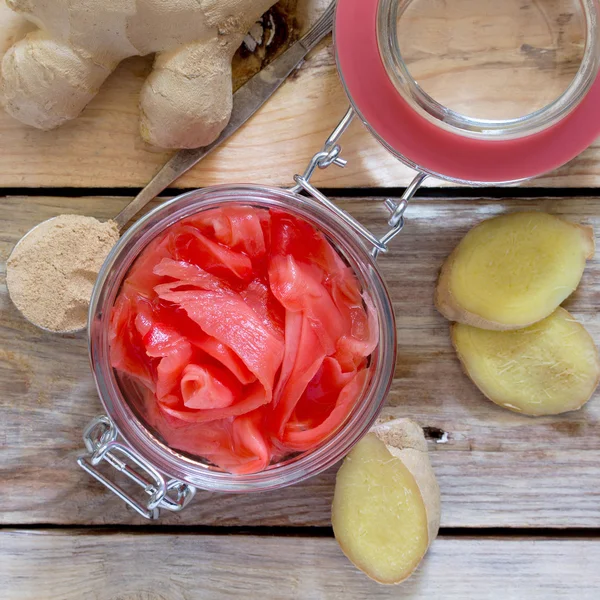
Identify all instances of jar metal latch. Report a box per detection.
[290,106,428,258]
[77,415,196,519]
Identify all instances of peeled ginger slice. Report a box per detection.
[436,212,594,330]
[332,419,440,584]
[452,308,600,416]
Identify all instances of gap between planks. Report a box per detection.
[2,187,600,199]
[2,524,600,539]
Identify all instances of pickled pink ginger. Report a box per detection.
[109,205,378,474]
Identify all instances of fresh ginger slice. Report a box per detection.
[332,419,440,585]
[436,212,594,330]
[452,308,600,416]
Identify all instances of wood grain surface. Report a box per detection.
[2,194,599,527]
[1,0,599,189]
[1,531,599,599]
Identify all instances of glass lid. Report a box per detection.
[378,0,600,138]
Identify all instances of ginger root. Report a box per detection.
[0,0,277,148]
[436,212,594,330]
[452,308,600,416]
[0,1,33,57]
[332,419,440,585]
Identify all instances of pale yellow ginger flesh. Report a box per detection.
[436,212,595,330]
[452,308,600,416]
[0,0,277,148]
[332,419,440,585]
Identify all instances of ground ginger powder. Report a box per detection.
[7,215,120,332]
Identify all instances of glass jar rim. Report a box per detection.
[377,0,600,140]
[334,0,600,183]
[88,184,397,493]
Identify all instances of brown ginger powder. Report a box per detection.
[7,215,120,332]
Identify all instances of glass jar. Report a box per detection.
[335,0,600,184]
[87,185,396,504]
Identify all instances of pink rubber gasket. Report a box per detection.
[335,0,600,183]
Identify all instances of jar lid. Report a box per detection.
[335,0,600,183]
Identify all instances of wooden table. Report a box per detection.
[1,1,599,598]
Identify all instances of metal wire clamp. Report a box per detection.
[291,107,428,257]
[77,415,196,519]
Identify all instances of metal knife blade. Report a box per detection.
[114,2,336,229]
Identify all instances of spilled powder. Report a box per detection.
[7,215,120,332]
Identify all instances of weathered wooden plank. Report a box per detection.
[1,195,600,527]
[0,0,599,189]
[1,531,599,599]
